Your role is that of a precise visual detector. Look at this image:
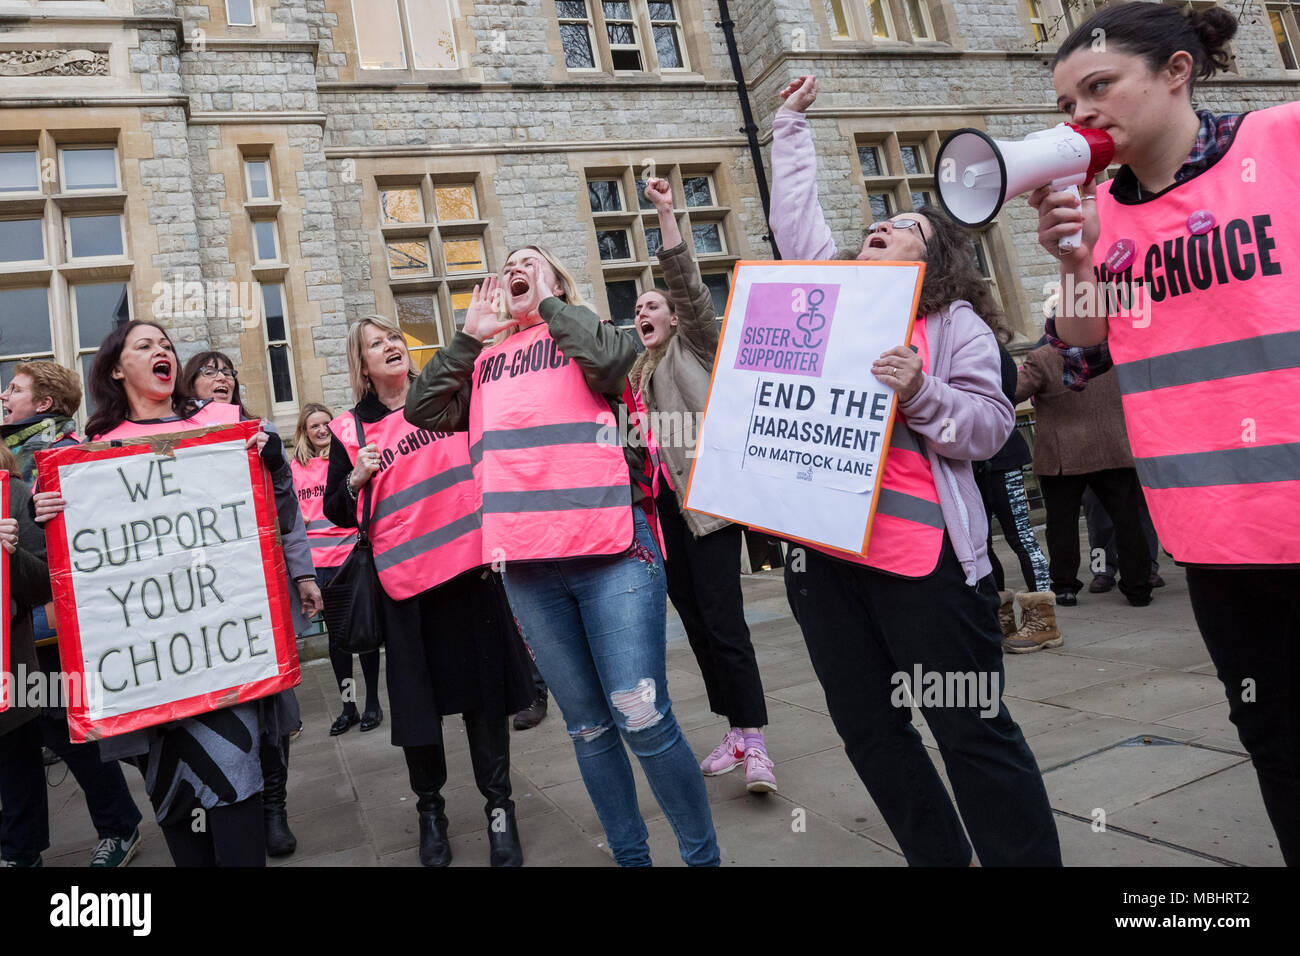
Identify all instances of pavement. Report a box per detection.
[39,527,1285,867]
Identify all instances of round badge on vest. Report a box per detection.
[1104,238,1137,273]
[1187,210,1216,236]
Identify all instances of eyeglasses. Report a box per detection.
[867,218,929,244]
[198,366,237,380]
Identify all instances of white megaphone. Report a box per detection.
[935,124,1114,252]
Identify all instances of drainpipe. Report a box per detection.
[715,0,781,259]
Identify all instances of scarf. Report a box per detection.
[4,415,77,484]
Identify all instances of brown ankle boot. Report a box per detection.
[1003,592,1062,653]
[997,590,1017,637]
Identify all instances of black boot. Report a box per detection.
[405,744,451,867]
[465,711,522,867]
[261,736,297,857]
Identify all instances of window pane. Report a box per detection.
[900,144,925,174]
[387,240,432,277]
[605,280,638,326]
[556,0,589,17]
[692,223,723,254]
[0,219,45,263]
[911,190,933,209]
[653,26,683,68]
[587,180,622,212]
[603,1,633,17]
[829,0,850,37]
[0,288,52,356]
[0,151,39,194]
[610,47,642,70]
[645,226,662,257]
[73,283,132,348]
[702,273,729,316]
[634,179,655,210]
[254,221,278,261]
[682,176,713,207]
[396,294,441,367]
[905,0,929,38]
[648,1,674,18]
[970,237,991,277]
[868,193,893,220]
[354,0,406,69]
[67,215,124,258]
[443,238,485,273]
[434,185,477,221]
[858,146,884,176]
[407,0,459,70]
[560,24,596,68]
[62,148,118,191]
[1272,11,1298,70]
[381,187,423,223]
[261,284,287,341]
[246,160,271,199]
[268,344,294,403]
[451,290,473,329]
[869,0,891,38]
[596,229,631,261]
[607,24,635,44]
[226,0,254,25]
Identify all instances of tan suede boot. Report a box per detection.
[1003,592,1062,653]
[997,590,1017,637]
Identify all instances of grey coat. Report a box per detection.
[0,476,52,738]
[629,240,730,538]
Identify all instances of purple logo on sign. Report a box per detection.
[734,282,839,378]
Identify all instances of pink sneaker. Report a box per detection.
[744,747,777,793]
[700,728,746,776]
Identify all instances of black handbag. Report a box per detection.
[322,411,385,654]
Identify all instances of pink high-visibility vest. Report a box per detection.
[1093,101,1300,564]
[818,316,945,577]
[290,457,357,570]
[92,399,242,440]
[331,407,482,599]
[469,321,633,563]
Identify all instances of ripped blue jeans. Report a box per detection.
[503,507,719,866]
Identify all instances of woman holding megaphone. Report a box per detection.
[1033,3,1300,865]
[771,76,1060,866]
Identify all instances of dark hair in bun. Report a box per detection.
[1053,3,1238,92]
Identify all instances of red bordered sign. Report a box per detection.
[0,470,10,713]
[36,422,299,742]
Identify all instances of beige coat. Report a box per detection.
[628,240,731,537]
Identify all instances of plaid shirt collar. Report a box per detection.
[1109,111,1243,202]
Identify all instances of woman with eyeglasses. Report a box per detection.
[289,402,382,736]
[768,75,1060,866]
[31,322,296,866]
[179,350,320,859]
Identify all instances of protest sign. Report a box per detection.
[0,470,9,713]
[685,260,924,556]
[36,422,299,742]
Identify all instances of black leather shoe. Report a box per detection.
[512,697,547,731]
[329,710,360,736]
[1150,573,1166,588]
[1056,589,1078,607]
[1088,574,1115,594]
[418,810,452,867]
[488,806,523,867]
[360,706,384,732]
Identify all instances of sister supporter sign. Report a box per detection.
[36,422,299,742]
[686,261,924,555]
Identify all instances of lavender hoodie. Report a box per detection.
[770,110,1014,584]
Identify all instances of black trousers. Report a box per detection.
[1186,565,1300,866]
[977,466,1050,593]
[656,484,767,728]
[403,710,513,816]
[785,537,1061,866]
[1039,468,1152,603]
[1083,486,1160,576]
[159,794,265,867]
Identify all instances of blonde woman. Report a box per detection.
[406,247,720,867]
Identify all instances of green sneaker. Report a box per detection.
[88,829,140,868]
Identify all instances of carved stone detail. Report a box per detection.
[0,49,109,77]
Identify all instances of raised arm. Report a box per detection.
[770,75,838,261]
[645,176,718,366]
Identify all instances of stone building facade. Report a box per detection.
[2,0,1297,429]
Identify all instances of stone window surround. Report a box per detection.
[555,0,705,78]
[816,0,951,48]
[0,131,134,417]
[328,0,466,84]
[578,155,740,325]
[1268,3,1300,72]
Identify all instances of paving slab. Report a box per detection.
[1043,671,1225,723]
[1066,626,1213,671]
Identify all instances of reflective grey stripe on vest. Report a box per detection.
[889,424,925,455]
[471,422,603,465]
[1135,441,1300,489]
[310,534,357,551]
[469,439,482,464]
[373,513,482,574]
[1116,330,1300,394]
[370,465,475,524]
[875,488,945,529]
[482,484,629,514]
[305,519,337,532]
